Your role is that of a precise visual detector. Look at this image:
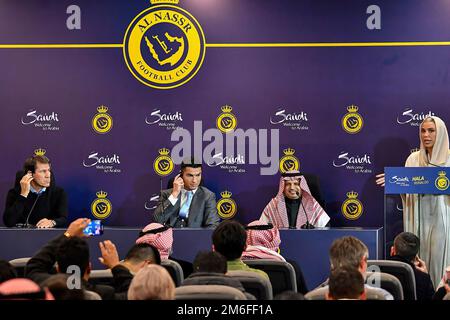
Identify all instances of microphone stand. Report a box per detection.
[23,193,41,228]
[299,194,315,229]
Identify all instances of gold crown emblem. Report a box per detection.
[150,0,179,4]
[34,148,46,156]
[283,148,296,156]
[346,191,359,199]
[347,105,359,113]
[438,171,447,177]
[158,148,170,156]
[97,105,109,113]
[221,105,233,113]
[220,191,232,198]
[410,148,420,154]
[96,191,108,198]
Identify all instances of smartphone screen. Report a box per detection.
[83,220,103,236]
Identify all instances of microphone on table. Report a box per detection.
[16,193,41,228]
[298,191,315,229]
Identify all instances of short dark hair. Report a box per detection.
[23,155,51,174]
[212,220,247,261]
[125,243,161,265]
[393,232,420,262]
[180,157,202,172]
[274,290,305,300]
[0,260,17,283]
[328,267,365,300]
[193,251,227,274]
[56,237,90,276]
[41,274,85,300]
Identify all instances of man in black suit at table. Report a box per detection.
[153,158,220,228]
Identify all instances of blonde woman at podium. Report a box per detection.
[376,116,450,287]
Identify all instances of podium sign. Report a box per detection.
[384,167,450,195]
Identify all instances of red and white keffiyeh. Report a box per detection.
[259,171,330,228]
[136,223,173,260]
[242,220,285,261]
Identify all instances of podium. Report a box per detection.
[383,166,450,257]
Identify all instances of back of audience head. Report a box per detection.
[40,274,85,300]
[212,220,247,261]
[326,267,366,300]
[274,290,305,300]
[128,265,175,300]
[125,243,161,267]
[329,236,368,272]
[193,251,227,274]
[0,260,17,283]
[0,278,54,300]
[391,232,420,263]
[56,237,90,279]
[136,223,173,260]
[245,220,281,252]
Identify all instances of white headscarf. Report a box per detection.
[418,116,449,167]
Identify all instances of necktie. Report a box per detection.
[179,191,193,219]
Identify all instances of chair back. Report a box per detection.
[227,270,273,300]
[175,285,247,300]
[243,259,297,295]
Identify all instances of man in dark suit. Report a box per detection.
[153,159,219,228]
[3,153,68,228]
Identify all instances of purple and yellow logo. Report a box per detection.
[123,0,206,89]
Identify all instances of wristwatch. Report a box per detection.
[64,231,71,238]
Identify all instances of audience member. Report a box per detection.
[136,222,193,277]
[212,220,268,279]
[389,232,434,300]
[0,278,54,300]
[326,267,366,300]
[182,251,255,299]
[127,265,175,300]
[0,260,17,283]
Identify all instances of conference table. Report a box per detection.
[0,227,382,290]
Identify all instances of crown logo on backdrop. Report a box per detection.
[347,105,359,113]
[220,191,232,198]
[438,171,447,177]
[221,105,233,113]
[283,148,296,156]
[150,0,180,4]
[346,191,359,199]
[34,148,46,156]
[96,191,108,198]
[158,148,170,155]
[97,105,109,113]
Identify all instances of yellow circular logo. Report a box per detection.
[341,198,363,220]
[217,198,237,219]
[435,176,449,191]
[92,113,113,134]
[279,156,300,174]
[123,5,206,89]
[216,113,237,133]
[153,155,174,176]
[91,198,112,219]
[342,113,363,134]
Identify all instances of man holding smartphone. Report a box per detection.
[153,157,219,228]
[3,153,68,228]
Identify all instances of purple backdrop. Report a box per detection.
[0,0,449,234]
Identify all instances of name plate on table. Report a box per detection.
[385,167,450,194]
